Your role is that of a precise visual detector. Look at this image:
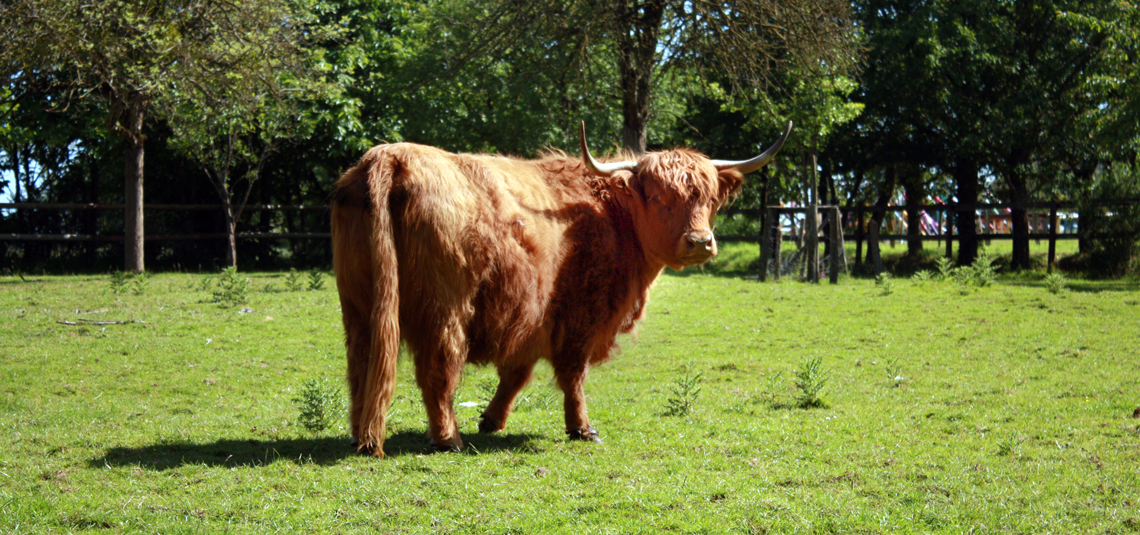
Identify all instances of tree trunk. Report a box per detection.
[805,152,820,282]
[1073,167,1095,254]
[9,147,31,262]
[998,148,1033,270]
[1009,179,1031,270]
[614,0,664,155]
[820,157,833,266]
[901,166,923,257]
[868,215,882,275]
[868,167,898,275]
[999,162,1031,271]
[122,102,146,273]
[221,194,238,268]
[952,160,979,266]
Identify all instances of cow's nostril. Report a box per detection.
[687,233,713,249]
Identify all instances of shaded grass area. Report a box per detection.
[1,270,1139,533]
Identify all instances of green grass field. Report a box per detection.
[2,246,1139,533]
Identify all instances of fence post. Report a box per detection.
[1048,202,1058,274]
[945,204,954,260]
[759,208,771,282]
[829,206,840,284]
[773,211,783,281]
[855,206,864,266]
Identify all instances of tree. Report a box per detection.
[382,0,624,155]
[165,95,301,268]
[0,82,100,266]
[156,3,325,269]
[841,0,1137,270]
[424,0,860,155]
[1,0,321,272]
[727,68,863,280]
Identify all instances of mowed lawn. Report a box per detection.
[1,250,1138,533]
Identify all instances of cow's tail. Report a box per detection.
[331,146,401,457]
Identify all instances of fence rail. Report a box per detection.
[0,203,327,211]
[1,200,1131,273]
[0,203,329,243]
[0,201,1085,240]
[718,201,1084,243]
[719,200,1138,281]
[0,232,331,242]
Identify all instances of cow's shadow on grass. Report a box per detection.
[90,431,544,470]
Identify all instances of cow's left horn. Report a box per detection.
[580,121,638,176]
[711,121,793,175]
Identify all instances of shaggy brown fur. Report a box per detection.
[331,142,757,457]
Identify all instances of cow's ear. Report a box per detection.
[606,170,638,200]
[717,169,745,201]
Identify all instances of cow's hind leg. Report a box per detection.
[344,318,371,449]
[478,361,536,433]
[413,316,467,452]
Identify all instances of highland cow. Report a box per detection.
[331,121,791,456]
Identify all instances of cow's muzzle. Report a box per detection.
[683,231,717,264]
[685,231,715,251]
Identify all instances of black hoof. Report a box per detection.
[567,426,602,443]
[430,442,462,453]
[478,417,502,434]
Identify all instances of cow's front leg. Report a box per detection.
[554,363,602,443]
[478,361,536,433]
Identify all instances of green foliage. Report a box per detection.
[1073,164,1140,276]
[2,0,331,271]
[761,370,786,406]
[970,254,997,287]
[307,269,326,291]
[284,269,305,292]
[954,254,997,289]
[996,432,1026,457]
[130,272,149,296]
[109,271,149,295]
[109,271,131,294]
[884,356,905,388]
[935,257,956,280]
[793,357,829,409]
[197,275,216,293]
[911,270,932,283]
[212,267,250,306]
[292,378,346,433]
[1045,273,1068,295]
[662,370,703,417]
[875,272,893,295]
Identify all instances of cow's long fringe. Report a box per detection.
[331,147,401,457]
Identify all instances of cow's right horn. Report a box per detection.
[711,121,793,175]
[580,122,637,176]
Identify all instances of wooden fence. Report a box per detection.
[719,202,1087,282]
[0,201,1078,242]
[0,203,328,242]
[0,200,1125,276]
